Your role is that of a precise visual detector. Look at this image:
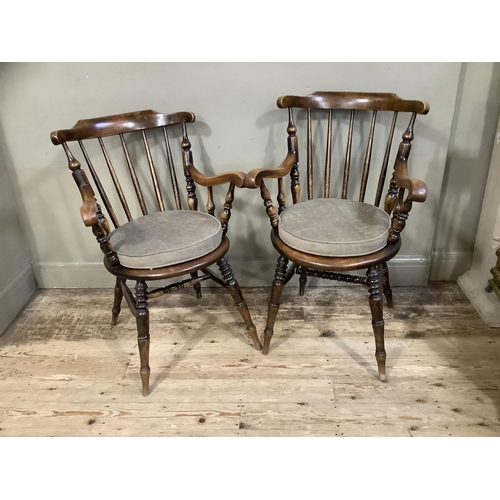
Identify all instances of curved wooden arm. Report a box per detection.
[387,160,427,246]
[394,158,427,203]
[243,152,298,189]
[79,191,99,227]
[71,160,119,266]
[185,164,247,188]
[64,144,99,227]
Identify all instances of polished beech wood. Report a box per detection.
[251,91,430,382]
[51,109,261,396]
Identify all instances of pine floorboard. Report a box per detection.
[1,282,499,437]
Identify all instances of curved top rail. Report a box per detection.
[51,109,196,144]
[277,92,430,114]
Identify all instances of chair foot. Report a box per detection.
[376,352,387,382]
[262,255,289,355]
[262,330,273,355]
[140,367,151,396]
[111,278,124,326]
[249,327,263,351]
[217,257,261,350]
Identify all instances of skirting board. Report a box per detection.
[429,250,473,281]
[33,255,431,289]
[0,263,37,334]
[457,270,500,327]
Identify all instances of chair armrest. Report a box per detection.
[185,164,247,188]
[243,152,298,188]
[394,159,427,203]
[72,168,99,227]
[387,159,427,245]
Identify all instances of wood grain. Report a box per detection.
[1,283,499,436]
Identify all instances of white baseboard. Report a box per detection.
[33,262,116,289]
[0,263,37,334]
[429,250,473,281]
[457,270,500,327]
[33,255,431,289]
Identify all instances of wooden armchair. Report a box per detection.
[244,92,430,381]
[50,109,262,396]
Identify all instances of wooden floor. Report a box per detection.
[1,282,500,437]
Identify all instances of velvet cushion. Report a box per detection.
[278,198,391,257]
[109,210,222,269]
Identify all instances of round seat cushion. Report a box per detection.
[109,210,223,269]
[278,198,391,257]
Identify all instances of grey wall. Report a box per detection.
[0,101,37,331]
[430,62,500,280]
[0,62,491,291]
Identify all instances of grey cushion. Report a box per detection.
[109,210,222,269]
[278,198,391,257]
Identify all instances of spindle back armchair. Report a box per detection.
[244,91,430,381]
[50,109,262,396]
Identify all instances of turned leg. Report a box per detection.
[382,262,394,308]
[217,257,262,351]
[298,269,307,296]
[111,278,124,326]
[191,271,203,299]
[135,280,150,397]
[263,255,289,355]
[366,265,386,381]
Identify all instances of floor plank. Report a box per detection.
[1,282,499,436]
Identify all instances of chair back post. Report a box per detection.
[220,181,236,236]
[387,112,418,245]
[287,107,300,205]
[181,122,198,211]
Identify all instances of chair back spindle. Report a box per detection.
[359,110,377,202]
[324,110,333,198]
[342,110,355,200]
[98,137,133,222]
[78,140,120,228]
[141,130,165,212]
[307,108,313,200]
[120,134,148,216]
[375,112,398,207]
[163,127,182,210]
